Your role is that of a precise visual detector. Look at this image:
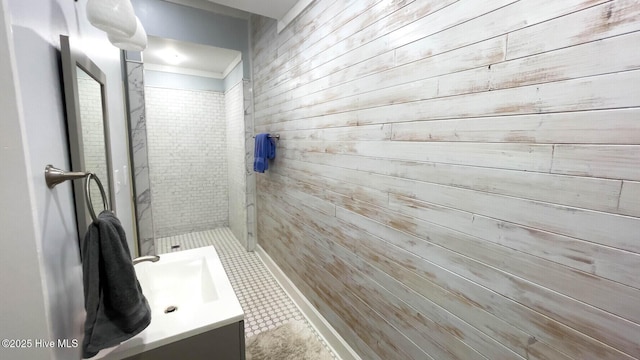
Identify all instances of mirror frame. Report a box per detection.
[60,34,116,238]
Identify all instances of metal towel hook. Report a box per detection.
[45,164,87,189]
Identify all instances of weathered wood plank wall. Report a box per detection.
[250,1,640,359]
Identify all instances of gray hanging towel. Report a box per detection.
[81,211,151,358]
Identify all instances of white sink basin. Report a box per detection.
[95,246,244,359]
[137,257,219,314]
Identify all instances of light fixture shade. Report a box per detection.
[86,0,137,38]
[108,17,148,51]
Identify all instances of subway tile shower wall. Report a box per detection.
[145,86,229,238]
[78,76,109,213]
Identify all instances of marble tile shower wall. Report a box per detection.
[243,79,257,250]
[126,61,155,255]
[145,87,229,238]
[225,81,247,247]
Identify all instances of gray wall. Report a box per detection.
[132,0,250,78]
[144,70,225,92]
[1,0,136,359]
[0,1,51,359]
[223,61,244,90]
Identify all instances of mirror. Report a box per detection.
[60,35,115,238]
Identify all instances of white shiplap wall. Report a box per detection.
[251,0,640,359]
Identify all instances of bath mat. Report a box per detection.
[246,320,333,360]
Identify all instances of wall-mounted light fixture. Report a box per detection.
[107,17,148,51]
[86,0,147,51]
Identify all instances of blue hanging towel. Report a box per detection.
[254,133,276,173]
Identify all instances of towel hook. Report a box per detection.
[252,134,280,140]
[45,164,88,188]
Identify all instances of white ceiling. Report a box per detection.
[143,35,241,78]
[204,0,300,20]
[145,0,307,78]
[165,0,300,21]
[164,0,252,19]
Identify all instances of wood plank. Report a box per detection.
[256,36,506,119]
[341,196,640,358]
[253,0,363,83]
[250,17,278,66]
[267,195,543,360]
[619,181,640,217]
[257,236,385,360]
[493,31,640,89]
[384,193,640,324]
[260,191,510,360]
[280,147,629,216]
[281,150,640,288]
[395,0,612,65]
[255,51,396,115]
[277,124,391,141]
[255,0,514,104]
[259,69,640,125]
[274,166,389,208]
[254,0,409,93]
[358,69,640,125]
[283,184,336,217]
[256,68,640,130]
[391,108,640,144]
[258,200,439,360]
[264,171,640,332]
[256,210,388,360]
[272,0,340,56]
[254,111,359,134]
[506,0,640,60]
[551,145,640,181]
[332,203,634,360]
[254,0,462,100]
[279,166,389,213]
[279,156,640,254]
[314,244,486,359]
[261,185,628,360]
[401,178,640,254]
[433,31,640,98]
[280,140,553,172]
[279,153,640,287]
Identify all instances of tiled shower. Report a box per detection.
[126,58,252,255]
[145,86,229,238]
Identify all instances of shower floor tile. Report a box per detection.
[155,228,338,359]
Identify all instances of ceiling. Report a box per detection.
[166,0,304,21]
[144,0,304,77]
[203,0,300,20]
[164,0,252,19]
[143,35,241,79]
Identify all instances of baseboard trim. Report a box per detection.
[255,244,361,360]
